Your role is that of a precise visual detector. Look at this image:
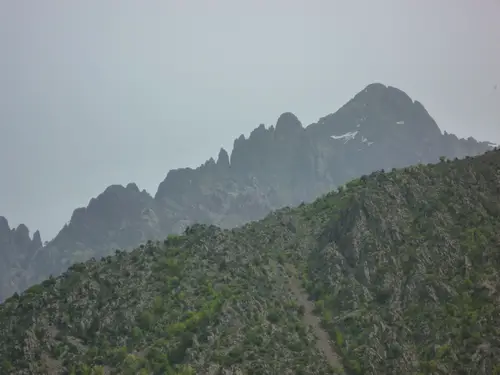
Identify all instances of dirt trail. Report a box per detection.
[285,264,343,373]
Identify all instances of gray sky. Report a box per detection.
[1,0,499,241]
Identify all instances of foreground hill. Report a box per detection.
[1,83,494,302]
[1,149,500,374]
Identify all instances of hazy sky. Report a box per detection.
[1,0,499,241]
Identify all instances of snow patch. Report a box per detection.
[361,136,374,146]
[489,143,498,148]
[330,130,375,146]
[331,130,359,143]
[396,120,405,125]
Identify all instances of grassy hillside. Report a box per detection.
[1,150,500,374]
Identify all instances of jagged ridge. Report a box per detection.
[0,217,42,301]
[1,149,499,374]
[0,83,494,302]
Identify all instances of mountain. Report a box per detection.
[1,148,500,374]
[0,217,42,301]
[0,83,494,302]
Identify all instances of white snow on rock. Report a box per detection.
[331,130,375,146]
[331,130,359,143]
[488,143,499,148]
[396,120,405,125]
[361,136,374,146]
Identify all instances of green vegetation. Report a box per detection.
[1,149,500,374]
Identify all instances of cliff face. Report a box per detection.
[1,149,500,374]
[306,83,490,177]
[0,217,42,300]
[0,83,493,301]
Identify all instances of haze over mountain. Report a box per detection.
[0,83,494,302]
[2,3,500,374]
[1,0,499,241]
[2,146,500,374]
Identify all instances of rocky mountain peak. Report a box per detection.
[312,83,434,133]
[49,183,160,256]
[357,84,441,138]
[217,147,230,168]
[32,230,42,249]
[0,83,495,303]
[357,82,413,103]
[13,224,31,248]
[0,217,42,300]
[305,82,489,172]
[0,217,41,246]
[275,112,303,135]
[0,216,10,237]
[126,182,140,192]
[14,223,29,235]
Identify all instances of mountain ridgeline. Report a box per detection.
[1,148,500,374]
[0,218,43,302]
[0,83,494,302]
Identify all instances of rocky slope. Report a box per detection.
[0,83,494,302]
[0,217,42,301]
[1,148,499,374]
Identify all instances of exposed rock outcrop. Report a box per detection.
[0,83,494,301]
[0,217,42,299]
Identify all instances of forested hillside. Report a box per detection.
[1,149,499,374]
